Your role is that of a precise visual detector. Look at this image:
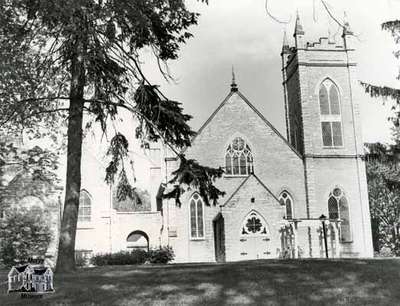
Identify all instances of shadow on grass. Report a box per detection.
[1,259,399,305]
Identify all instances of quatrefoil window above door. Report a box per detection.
[241,211,268,236]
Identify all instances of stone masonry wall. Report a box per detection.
[169,90,308,262]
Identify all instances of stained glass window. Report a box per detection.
[328,196,339,219]
[327,187,352,242]
[279,191,293,219]
[225,137,254,176]
[189,193,204,239]
[319,79,343,147]
[241,211,268,236]
[78,190,91,222]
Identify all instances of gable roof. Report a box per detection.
[33,267,49,275]
[192,90,302,159]
[221,173,281,207]
[15,264,29,273]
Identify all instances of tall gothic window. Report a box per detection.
[328,187,351,242]
[279,191,293,219]
[78,190,92,222]
[189,193,204,239]
[319,79,343,147]
[225,137,254,176]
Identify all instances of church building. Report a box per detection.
[72,15,374,262]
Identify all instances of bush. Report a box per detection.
[91,249,147,266]
[75,255,87,267]
[90,247,175,266]
[375,247,395,258]
[147,246,174,264]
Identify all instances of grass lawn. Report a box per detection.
[1,259,400,305]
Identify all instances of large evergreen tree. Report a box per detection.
[0,0,224,272]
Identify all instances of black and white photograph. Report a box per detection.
[0,0,400,305]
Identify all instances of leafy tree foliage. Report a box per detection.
[365,140,400,255]
[0,207,52,267]
[0,142,59,183]
[0,0,222,272]
[361,19,400,256]
[0,141,60,216]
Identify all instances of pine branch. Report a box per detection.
[360,82,400,125]
[382,20,400,33]
[164,156,225,206]
[361,83,400,102]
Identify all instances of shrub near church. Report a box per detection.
[90,247,174,266]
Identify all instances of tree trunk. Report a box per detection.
[56,41,86,273]
[391,226,397,255]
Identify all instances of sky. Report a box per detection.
[141,0,400,144]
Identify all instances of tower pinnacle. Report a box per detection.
[282,30,290,53]
[328,28,334,44]
[294,10,305,36]
[293,10,305,48]
[343,12,353,36]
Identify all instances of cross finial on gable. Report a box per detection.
[231,65,238,92]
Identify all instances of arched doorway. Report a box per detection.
[126,231,149,251]
[238,210,272,260]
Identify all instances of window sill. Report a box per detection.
[190,237,206,241]
[224,175,250,178]
[322,146,345,149]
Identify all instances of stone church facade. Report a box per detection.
[0,16,373,264]
[72,17,373,263]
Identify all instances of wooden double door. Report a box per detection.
[239,236,272,259]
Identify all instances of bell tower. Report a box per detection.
[281,15,373,257]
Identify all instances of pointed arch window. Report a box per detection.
[319,79,343,147]
[189,193,204,239]
[328,187,352,242]
[279,191,293,220]
[225,137,254,176]
[78,190,92,222]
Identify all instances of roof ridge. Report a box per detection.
[220,176,251,206]
[179,91,234,155]
[193,91,234,143]
[236,91,302,159]
[185,89,302,160]
[251,173,281,203]
[221,173,280,207]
